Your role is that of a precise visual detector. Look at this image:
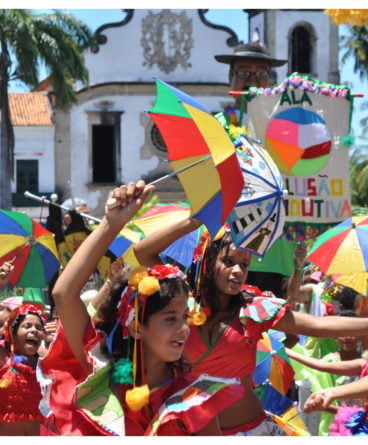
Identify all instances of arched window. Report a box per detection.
[290,26,312,74]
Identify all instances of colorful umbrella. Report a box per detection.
[333,272,368,296]
[253,331,295,395]
[306,215,368,274]
[134,203,203,270]
[0,210,60,287]
[255,382,310,436]
[148,78,244,239]
[227,136,286,258]
[107,230,136,259]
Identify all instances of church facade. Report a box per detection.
[15,9,340,220]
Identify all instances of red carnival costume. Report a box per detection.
[0,357,44,423]
[39,319,244,436]
[185,295,290,434]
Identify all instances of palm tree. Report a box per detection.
[0,9,96,209]
[350,141,368,207]
[340,26,368,82]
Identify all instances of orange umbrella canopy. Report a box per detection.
[135,203,203,270]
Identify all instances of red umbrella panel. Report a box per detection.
[253,332,295,395]
[0,210,60,287]
[148,78,244,239]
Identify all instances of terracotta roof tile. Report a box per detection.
[9,92,54,126]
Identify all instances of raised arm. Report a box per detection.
[134,216,202,268]
[285,347,365,376]
[52,181,154,373]
[285,244,308,308]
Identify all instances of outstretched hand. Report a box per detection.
[303,389,334,413]
[105,180,155,225]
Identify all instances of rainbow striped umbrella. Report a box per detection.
[148,78,244,239]
[254,332,295,395]
[135,203,204,270]
[306,215,368,274]
[0,210,60,287]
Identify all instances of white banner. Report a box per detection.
[247,75,352,226]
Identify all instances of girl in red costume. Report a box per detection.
[39,181,243,436]
[0,303,47,435]
[134,216,368,435]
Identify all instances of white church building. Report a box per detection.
[12,9,340,221]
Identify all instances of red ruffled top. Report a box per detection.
[122,373,244,435]
[185,296,290,379]
[0,358,44,423]
[39,319,244,436]
[39,321,106,435]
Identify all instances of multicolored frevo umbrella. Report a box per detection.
[253,332,295,396]
[148,78,244,239]
[306,215,368,274]
[0,210,60,287]
[134,203,203,270]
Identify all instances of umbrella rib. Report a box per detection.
[241,168,282,191]
[149,154,212,186]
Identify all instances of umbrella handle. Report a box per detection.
[24,191,102,224]
[7,239,33,264]
[106,154,212,209]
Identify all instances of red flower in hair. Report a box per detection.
[148,264,186,281]
[324,301,336,316]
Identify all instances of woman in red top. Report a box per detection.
[0,303,47,435]
[134,216,368,435]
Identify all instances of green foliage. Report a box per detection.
[0,9,96,209]
[0,9,96,111]
[350,144,368,207]
[340,26,368,82]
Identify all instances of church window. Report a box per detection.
[16,160,38,193]
[88,110,122,184]
[290,25,312,74]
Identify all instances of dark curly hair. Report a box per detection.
[94,272,191,378]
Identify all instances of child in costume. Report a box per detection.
[0,303,47,435]
[133,215,368,436]
[39,181,244,436]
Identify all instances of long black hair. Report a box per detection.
[189,231,245,317]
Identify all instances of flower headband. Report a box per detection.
[3,303,48,344]
[109,264,187,412]
[0,303,48,389]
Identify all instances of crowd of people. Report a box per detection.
[0,42,368,437]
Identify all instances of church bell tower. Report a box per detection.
[247,9,340,85]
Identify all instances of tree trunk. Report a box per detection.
[0,77,12,210]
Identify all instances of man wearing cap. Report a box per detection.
[214,41,287,126]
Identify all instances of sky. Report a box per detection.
[7,7,367,139]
